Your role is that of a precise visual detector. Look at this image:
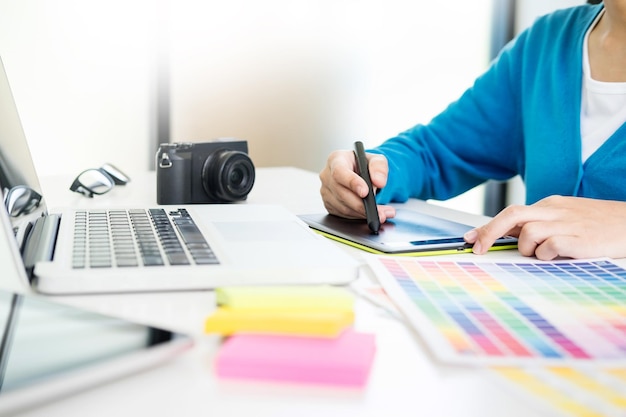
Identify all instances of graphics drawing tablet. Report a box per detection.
[299,208,518,256]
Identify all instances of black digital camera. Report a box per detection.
[156,140,255,204]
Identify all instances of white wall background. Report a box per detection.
[0,0,586,214]
[516,0,587,32]
[0,1,492,172]
[168,0,493,174]
[0,1,159,177]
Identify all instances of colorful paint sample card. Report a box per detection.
[491,366,626,417]
[368,256,626,365]
[215,329,376,387]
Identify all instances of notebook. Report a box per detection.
[0,57,359,295]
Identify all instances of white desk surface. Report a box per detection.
[16,167,575,417]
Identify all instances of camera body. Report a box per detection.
[156,140,255,204]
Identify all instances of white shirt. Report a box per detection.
[580,9,626,163]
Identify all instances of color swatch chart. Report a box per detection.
[492,366,626,417]
[369,257,626,365]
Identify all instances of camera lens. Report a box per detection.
[201,149,255,202]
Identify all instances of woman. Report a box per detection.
[319,1,626,260]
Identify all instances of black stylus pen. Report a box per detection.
[354,141,381,234]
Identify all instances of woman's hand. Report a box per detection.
[464,195,626,260]
[319,149,395,222]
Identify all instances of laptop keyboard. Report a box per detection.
[71,208,219,269]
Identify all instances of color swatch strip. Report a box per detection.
[371,257,626,365]
[493,366,626,417]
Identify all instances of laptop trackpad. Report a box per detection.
[214,221,314,242]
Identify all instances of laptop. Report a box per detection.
[0,57,359,295]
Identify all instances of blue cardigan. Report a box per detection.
[371,4,624,205]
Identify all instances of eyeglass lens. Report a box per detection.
[72,169,114,197]
[70,163,130,197]
[100,163,130,185]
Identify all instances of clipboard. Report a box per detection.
[299,208,518,256]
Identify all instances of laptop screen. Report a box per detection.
[0,58,48,245]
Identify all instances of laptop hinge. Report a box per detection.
[22,214,61,280]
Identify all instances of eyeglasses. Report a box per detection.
[4,185,42,217]
[70,163,130,198]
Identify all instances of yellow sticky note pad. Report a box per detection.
[215,285,354,313]
[207,286,355,337]
[205,307,354,337]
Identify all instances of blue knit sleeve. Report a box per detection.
[370,32,528,204]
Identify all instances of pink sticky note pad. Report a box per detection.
[215,330,376,387]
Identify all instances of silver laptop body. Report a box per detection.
[0,57,358,295]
